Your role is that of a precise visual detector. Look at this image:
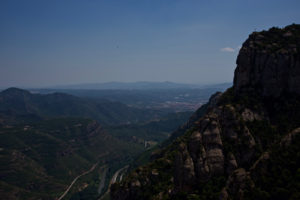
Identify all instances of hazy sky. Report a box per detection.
[1,0,300,88]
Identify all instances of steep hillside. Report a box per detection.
[0,118,144,199]
[111,24,300,200]
[105,111,192,145]
[0,88,194,199]
[0,88,166,126]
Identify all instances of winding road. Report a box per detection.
[57,162,99,200]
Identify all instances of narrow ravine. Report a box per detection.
[99,165,129,200]
[110,165,128,185]
[98,166,108,195]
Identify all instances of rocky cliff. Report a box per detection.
[234,24,300,97]
[111,24,300,200]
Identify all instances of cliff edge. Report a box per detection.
[111,24,300,200]
[234,24,300,97]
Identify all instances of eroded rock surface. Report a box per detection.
[111,24,300,200]
[234,24,300,97]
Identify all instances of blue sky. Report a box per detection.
[0,0,299,88]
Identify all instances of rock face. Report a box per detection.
[234,24,300,97]
[111,24,300,200]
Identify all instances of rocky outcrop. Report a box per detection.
[111,24,300,200]
[173,103,259,190]
[220,168,254,200]
[234,24,300,97]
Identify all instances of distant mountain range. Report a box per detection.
[49,81,232,90]
[25,82,231,113]
[0,87,167,126]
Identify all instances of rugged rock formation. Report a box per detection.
[234,24,300,97]
[111,24,300,200]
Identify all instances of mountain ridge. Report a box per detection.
[110,24,300,200]
[47,81,232,90]
[0,88,167,126]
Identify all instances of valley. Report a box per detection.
[30,83,230,112]
[1,25,300,199]
[1,1,299,199]
[0,85,223,199]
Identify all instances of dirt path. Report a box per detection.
[57,162,99,200]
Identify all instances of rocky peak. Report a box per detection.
[234,24,300,97]
[111,25,300,200]
[0,87,32,99]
